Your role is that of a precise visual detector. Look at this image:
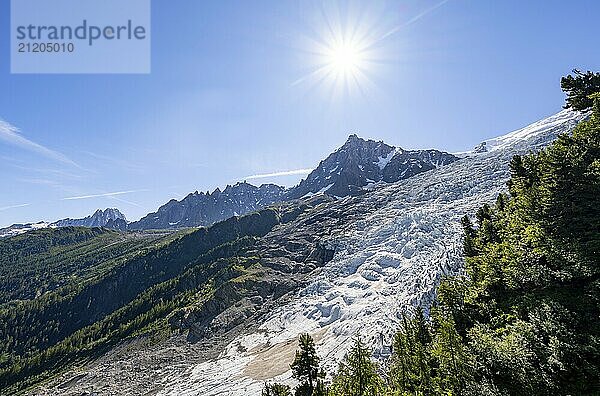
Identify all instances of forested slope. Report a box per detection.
[0,198,334,394]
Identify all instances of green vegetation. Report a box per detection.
[379,84,600,395]
[385,307,473,395]
[329,336,383,396]
[561,69,600,111]
[0,208,284,394]
[263,382,292,396]
[0,227,187,355]
[264,334,382,396]
[437,80,600,394]
[0,237,259,393]
[291,333,327,396]
[0,227,144,303]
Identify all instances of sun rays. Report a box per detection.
[292,0,451,101]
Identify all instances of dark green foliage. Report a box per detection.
[0,227,131,303]
[0,208,284,394]
[388,309,433,394]
[244,95,600,394]
[262,382,292,396]
[386,79,600,395]
[0,210,279,359]
[428,311,473,393]
[473,94,598,394]
[0,227,195,359]
[238,75,600,396]
[329,335,383,396]
[561,69,600,111]
[0,235,261,394]
[0,226,105,259]
[461,215,477,257]
[3,74,599,396]
[290,334,326,396]
[387,307,473,395]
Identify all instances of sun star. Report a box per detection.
[327,43,362,75]
[293,3,385,99]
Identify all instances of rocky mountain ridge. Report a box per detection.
[128,135,459,230]
[0,222,51,239]
[0,208,127,238]
[128,182,286,230]
[149,109,586,396]
[1,136,458,234]
[53,208,126,228]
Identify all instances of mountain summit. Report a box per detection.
[13,110,587,396]
[287,134,459,198]
[127,135,458,230]
[53,208,126,228]
[1,136,459,234]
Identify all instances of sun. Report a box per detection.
[293,32,374,97]
[326,42,363,76]
[293,2,389,99]
[293,1,448,100]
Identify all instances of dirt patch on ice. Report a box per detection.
[242,328,327,380]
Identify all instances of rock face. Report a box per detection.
[28,196,340,396]
[286,134,459,198]
[472,141,488,153]
[0,136,457,234]
[105,217,128,231]
[128,136,458,230]
[129,182,286,230]
[0,209,127,238]
[53,208,126,228]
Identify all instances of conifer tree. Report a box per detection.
[262,383,292,396]
[442,74,600,394]
[560,69,600,111]
[385,73,600,395]
[290,334,326,396]
[430,313,473,394]
[460,215,477,257]
[388,309,434,394]
[329,335,383,396]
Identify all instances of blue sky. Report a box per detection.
[1,0,599,227]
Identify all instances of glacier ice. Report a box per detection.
[156,110,585,395]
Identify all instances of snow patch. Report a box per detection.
[375,150,396,170]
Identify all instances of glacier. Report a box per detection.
[156,110,585,395]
